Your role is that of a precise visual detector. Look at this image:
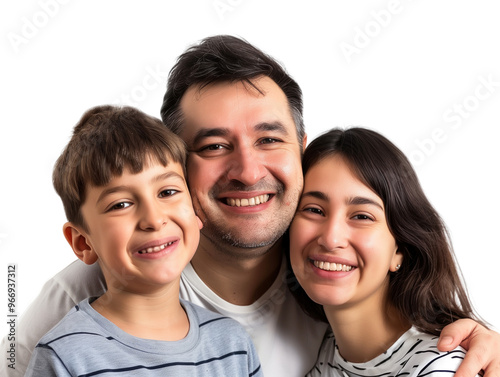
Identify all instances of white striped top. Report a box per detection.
[307,326,478,377]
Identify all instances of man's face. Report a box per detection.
[179,76,305,256]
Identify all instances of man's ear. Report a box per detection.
[302,133,308,152]
[63,222,98,265]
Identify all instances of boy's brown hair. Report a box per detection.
[53,105,187,231]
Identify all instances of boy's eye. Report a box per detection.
[109,202,131,211]
[159,189,178,198]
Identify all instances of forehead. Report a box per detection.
[178,76,296,141]
[304,156,381,201]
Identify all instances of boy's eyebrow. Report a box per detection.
[152,171,185,184]
[96,171,186,204]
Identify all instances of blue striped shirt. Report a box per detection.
[26,299,262,376]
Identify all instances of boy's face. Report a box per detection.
[68,160,202,294]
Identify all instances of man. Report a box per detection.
[2,35,499,377]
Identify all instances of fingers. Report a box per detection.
[437,319,476,352]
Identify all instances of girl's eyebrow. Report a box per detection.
[347,196,384,210]
[300,191,383,211]
[301,191,329,201]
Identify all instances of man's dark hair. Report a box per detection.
[160,35,305,145]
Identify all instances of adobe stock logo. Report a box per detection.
[339,0,409,63]
[212,0,244,21]
[112,65,169,107]
[409,74,499,166]
[7,0,71,54]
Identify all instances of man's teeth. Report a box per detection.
[138,241,174,254]
[226,194,270,207]
[313,260,353,272]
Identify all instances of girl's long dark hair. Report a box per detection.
[287,127,488,335]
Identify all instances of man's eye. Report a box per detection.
[201,144,225,151]
[260,138,280,144]
[159,189,178,198]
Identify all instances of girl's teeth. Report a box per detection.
[313,260,353,272]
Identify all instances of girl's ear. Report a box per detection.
[196,215,203,230]
[390,246,404,272]
[63,222,98,265]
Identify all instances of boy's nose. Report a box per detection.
[139,203,166,231]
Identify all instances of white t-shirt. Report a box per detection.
[307,326,478,377]
[1,259,328,377]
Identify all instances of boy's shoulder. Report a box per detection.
[34,298,102,347]
[181,299,248,334]
[181,300,255,347]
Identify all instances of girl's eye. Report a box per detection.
[303,207,324,216]
[352,214,373,221]
[159,189,178,198]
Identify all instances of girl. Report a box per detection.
[289,127,487,376]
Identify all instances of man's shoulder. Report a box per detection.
[50,260,105,297]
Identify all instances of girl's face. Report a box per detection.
[290,155,403,311]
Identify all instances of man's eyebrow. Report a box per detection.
[191,122,289,146]
[254,121,290,135]
[347,196,384,210]
[192,128,229,145]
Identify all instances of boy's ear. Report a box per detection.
[63,222,98,265]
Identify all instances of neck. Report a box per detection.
[324,290,411,363]
[191,234,283,305]
[92,281,189,341]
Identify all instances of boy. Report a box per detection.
[25,105,262,376]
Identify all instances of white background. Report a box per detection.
[1,0,498,337]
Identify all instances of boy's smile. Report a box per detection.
[66,160,202,294]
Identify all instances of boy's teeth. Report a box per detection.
[138,241,174,254]
[313,260,353,272]
[227,194,270,207]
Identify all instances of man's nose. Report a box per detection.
[226,147,267,186]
